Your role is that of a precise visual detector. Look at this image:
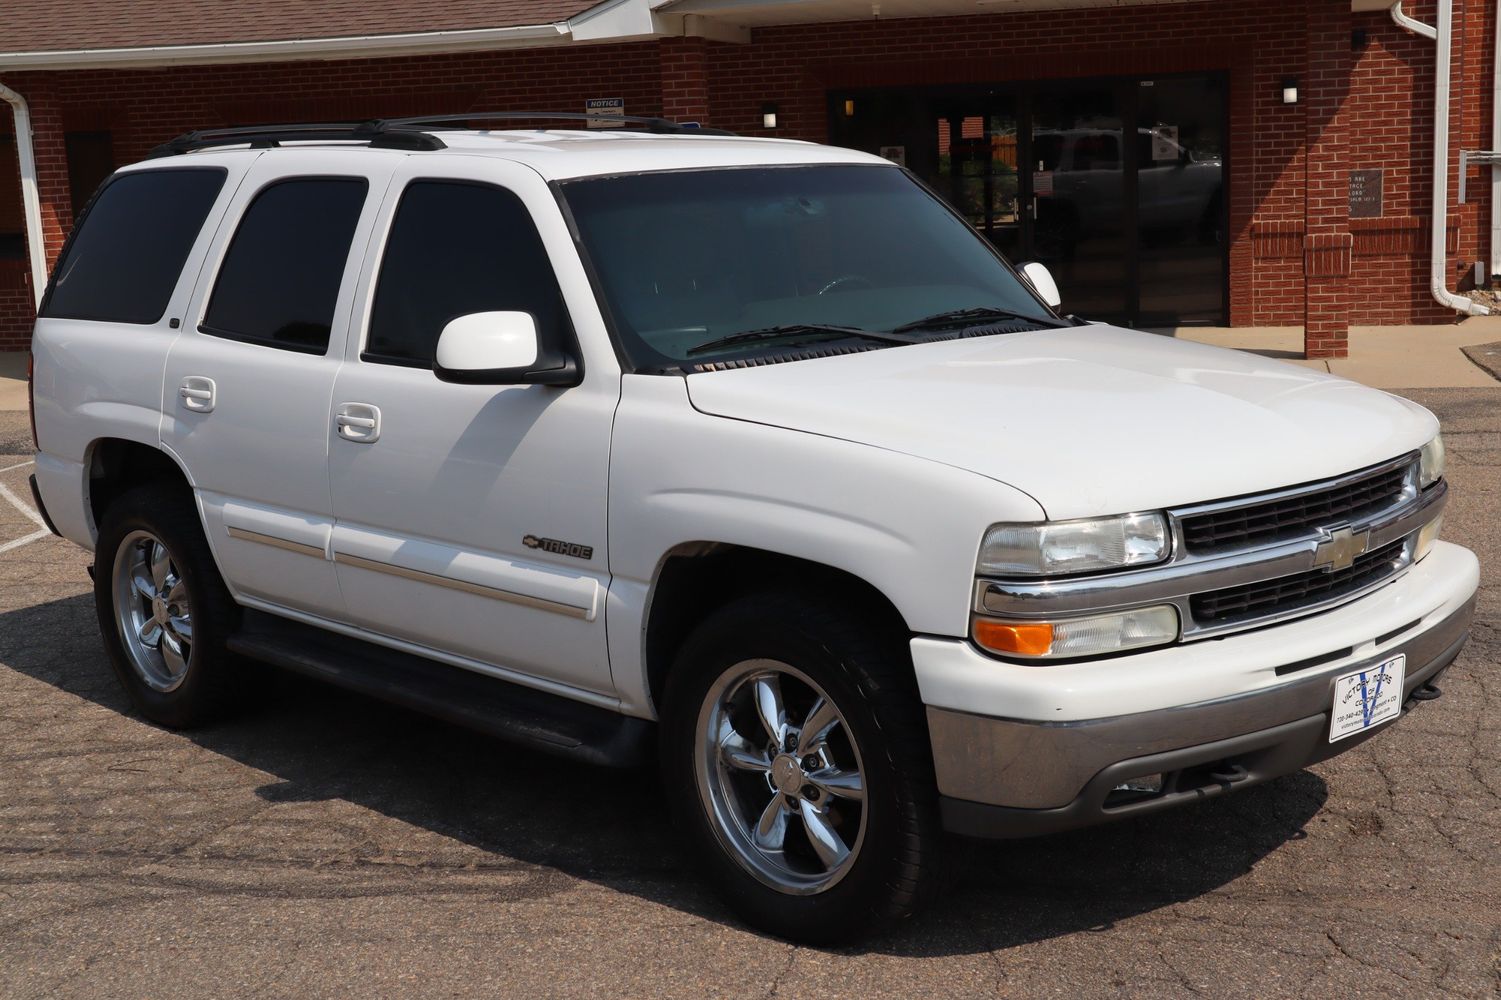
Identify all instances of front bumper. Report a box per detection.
[917,540,1479,838]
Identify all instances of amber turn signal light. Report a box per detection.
[973,619,1054,657]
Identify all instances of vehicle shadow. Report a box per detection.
[0,593,1327,957]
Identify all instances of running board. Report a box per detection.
[226,610,650,768]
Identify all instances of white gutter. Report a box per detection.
[1392,0,1489,314]
[0,83,47,308]
[0,23,570,71]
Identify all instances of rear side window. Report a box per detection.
[41,168,226,325]
[365,180,567,366]
[202,177,368,354]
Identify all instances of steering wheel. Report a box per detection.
[816,274,875,296]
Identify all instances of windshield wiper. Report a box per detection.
[686,324,914,356]
[892,306,1064,334]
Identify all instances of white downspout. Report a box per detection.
[0,82,47,309]
[1392,1,1490,314]
[1492,0,1501,280]
[1390,0,1435,39]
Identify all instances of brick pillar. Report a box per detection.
[659,36,710,125]
[1303,0,1353,359]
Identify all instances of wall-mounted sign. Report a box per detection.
[879,145,906,167]
[586,97,625,129]
[1151,125,1180,162]
[1034,170,1054,197]
[1350,169,1383,218]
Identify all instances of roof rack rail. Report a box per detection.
[148,110,736,158]
[376,111,737,137]
[147,121,445,158]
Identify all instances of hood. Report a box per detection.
[684,325,1437,520]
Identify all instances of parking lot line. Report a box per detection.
[0,459,34,474]
[0,481,46,530]
[0,528,50,554]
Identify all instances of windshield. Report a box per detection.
[559,164,1056,371]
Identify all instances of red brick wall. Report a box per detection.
[0,0,1496,350]
[699,0,1496,332]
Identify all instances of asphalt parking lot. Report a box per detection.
[1,393,1498,999]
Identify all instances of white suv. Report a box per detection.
[27,115,1477,943]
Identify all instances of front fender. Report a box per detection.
[605,375,1043,713]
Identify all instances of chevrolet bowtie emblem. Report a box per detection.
[1312,524,1370,573]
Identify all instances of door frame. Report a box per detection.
[828,70,1230,327]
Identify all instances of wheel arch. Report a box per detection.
[642,542,913,714]
[85,437,196,537]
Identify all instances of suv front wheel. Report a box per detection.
[661,591,941,943]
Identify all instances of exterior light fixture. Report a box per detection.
[843,98,856,117]
[761,103,779,129]
[1282,77,1299,105]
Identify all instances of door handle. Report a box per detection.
[335,402,381,443]
[179,376,216,413]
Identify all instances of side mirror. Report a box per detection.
[433,311,579,386]
[1019,261,1063,310]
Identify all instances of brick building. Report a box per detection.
[1,0,1497,357]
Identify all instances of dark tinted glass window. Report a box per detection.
[41,168,226,324]
[366,181,566,366]
[560,166,1050,372]
[65,131,116,211]
[202,177,367,354]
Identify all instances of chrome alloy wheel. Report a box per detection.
[112,530,194,693]
[694,660,867,895]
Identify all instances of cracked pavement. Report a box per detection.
[1,390,1499,999]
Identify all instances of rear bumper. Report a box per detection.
[919,542,1479,838]
[27,473,62,537]
[30,452,91,548]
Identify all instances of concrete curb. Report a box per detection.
[1460,341,1501,383]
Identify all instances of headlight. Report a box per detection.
[978,513,1170,577]
[973,605,1180,660]
[1419,434,1445,489]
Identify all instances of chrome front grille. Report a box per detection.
[1189,539,1407,625]
[1180,464,1410,554]
[975,452,1442,643]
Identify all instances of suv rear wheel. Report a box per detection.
[661,591,941,943]
[94,483,244,728]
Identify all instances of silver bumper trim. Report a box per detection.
[929,594,1475,810]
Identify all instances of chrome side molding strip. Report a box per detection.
[333,552,592,620]
[226,525,326,560]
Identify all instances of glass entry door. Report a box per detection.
[829,74,1228,327]
[933,102,1023,262]
[1029,84,1129,320]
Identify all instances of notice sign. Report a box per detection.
[1350,169,1383,218]
[1151,125,1179,162]
[586,97,625,129]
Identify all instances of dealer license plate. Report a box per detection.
[1329,655,1406,743]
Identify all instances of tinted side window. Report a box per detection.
[202,177,368,354]
[41,168,226,325]
[366,181,567,366]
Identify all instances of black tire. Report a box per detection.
[93,482,244,728]
[660,591,942,944]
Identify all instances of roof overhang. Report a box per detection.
[653,0,1221,27]
[0,0,756,72]
[0,0,1227,71]
[0,22,573,71]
